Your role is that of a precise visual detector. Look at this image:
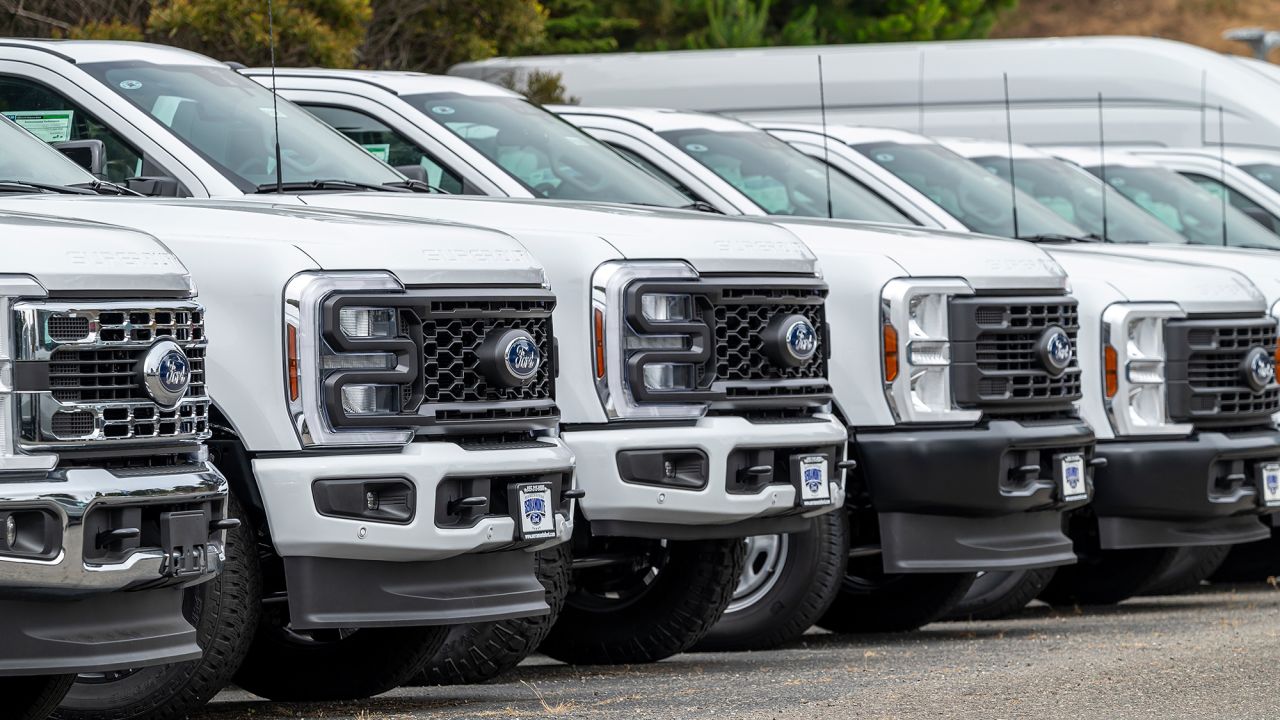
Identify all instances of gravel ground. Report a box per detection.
[198,583,1280,720]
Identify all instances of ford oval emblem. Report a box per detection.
[785,319,818,363]
[504,334,542,380]
[1037,326,1073,376]
[141,340,191,409]
[1242,347,1276,392]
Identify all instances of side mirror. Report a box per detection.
[53,139,106,178]
[394,164,429,183]
[125,176,183,197]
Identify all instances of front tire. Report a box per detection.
[817,553,977,634]
[539,537,745,665]
[694,513,847,652]
[947,567,1058,621]
[1,676,74,720]
[1212,528,1280,583]
[55,494,260,720]
[1039,547,1180,605]
[416,545,571,685]
[1139,545,1231,596]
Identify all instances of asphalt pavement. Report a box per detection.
[199,583,1280,720]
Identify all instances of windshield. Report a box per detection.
[1239,163,1280,194]
[851,141,1084,238]
[969,156,1189,244]
[405,93,690,207]
[0,116,97,186]
[79,61,403,192]
[656,128,914,222]
[1088,165,1280,250]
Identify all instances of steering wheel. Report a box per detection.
[956,183,1010,229]
[548,146,609,195]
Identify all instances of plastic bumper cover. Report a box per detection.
[854,417,1096,573]
[1092,428,1280,549]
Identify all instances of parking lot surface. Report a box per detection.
[199,584,1280,720]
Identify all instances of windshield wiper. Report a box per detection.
[383,179,444,194]
[254,179,407,194]
[681,200,723,214]
[67,180,141,197]
[0,180,94,195]
[1017,233,1100,244]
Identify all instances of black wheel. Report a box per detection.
[416,544,571,685]
[1039,547,1180,605]
[946,568,1058,621]
[816,548,976,633]
[1139,545,1231,596]
[233,608,448,702]
[54,494,260,720]
[693,513,847,652]
[0,676,74,720]
[539,537,745,665]
[1212,528,1280,583]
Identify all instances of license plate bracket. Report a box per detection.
[791,454,832,507]
[509,481,556,541]
[1260,463,1280,508]
[159,509,210,579]
[1057,453,1088,502]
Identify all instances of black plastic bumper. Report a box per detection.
[283,550,547,630]
[1091,429,1280,549]
[0,587,198,676]
[854,417,1096,573]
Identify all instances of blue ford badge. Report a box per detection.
[1037,326,1073,376]
[523,495,547,527]
[1243,347,1276,392]
[505,335,541,380]
[785,319,818,362]
[141,340,191,409]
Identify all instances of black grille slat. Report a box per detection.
[950,296,1082,415]
[1167,317,1280,428]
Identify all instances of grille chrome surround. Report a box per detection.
[1166,316,1280,428]
[949,296,1083,415]
[12,301,210,448]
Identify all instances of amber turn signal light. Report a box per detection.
[1104,345,1118,398]
[883,323,899,382]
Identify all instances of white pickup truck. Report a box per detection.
[0,206,228,720]
[0,112,580,718]
[547,110,1280,615]
[244,68,1105,646]
[0,38,847,690]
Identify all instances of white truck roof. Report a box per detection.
[241,67,517,99]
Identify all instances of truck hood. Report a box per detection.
[1059,243,1280,308]
[0,197,545,287]
[1046,245,1265,315]
[757,218,1068,291]
[283,195,818,276]
[0,209,191,295]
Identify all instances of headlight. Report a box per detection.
[880,278,979,423]
[592,261,712,419]
[1101,302,1192,436]
[284,271,419,447]
[0,277,56,472]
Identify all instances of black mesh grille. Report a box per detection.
[47,316,90,341]
[1167,316,1280,428]
[420,298,554,406]
[951,296,1083,415]
[711,285,829,401]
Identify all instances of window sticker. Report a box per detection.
[2,110,74,142]
[119,80,143,91]
[363,143,391,162]
[430,105,456,115]
[685,143,708,153]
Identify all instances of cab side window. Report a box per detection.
[1183,172,1280,233]
[301,104,467,194]
[0,76,144,184]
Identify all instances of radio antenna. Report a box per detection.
[1200,70,1208,147]
[1003,73,1020,239]
[917,51,926,135]
[1219,104,1228,246]
[817,55,833,219]
[267,0,284,194]
[1097,92,1109,243]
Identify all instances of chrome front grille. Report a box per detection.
[1166,316,1280,428]
[13,301,210,447]
[950,296,1083,415]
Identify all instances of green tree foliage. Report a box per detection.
[361,0,546,70]
[149,0,371,66]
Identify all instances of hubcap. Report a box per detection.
[726,534,788,614]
